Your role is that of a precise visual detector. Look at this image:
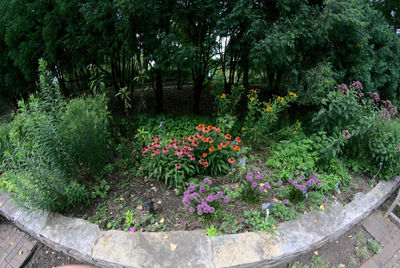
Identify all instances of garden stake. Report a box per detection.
[262,203,273,223]
[373,162,383,179]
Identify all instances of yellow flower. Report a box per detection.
[250,97,255,102]
[273,119,277,123]
[264,102,269,106]
[250,89,257,93]
[240,84,244,88]
[293,131,297,135]
[241,127,246,131]
[297,121,302,126]
[280,98,284,103]
[220,93,226,99]
[233,116,237,119]
[219,71,223,75]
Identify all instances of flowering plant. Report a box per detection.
[182,178,230,219]
[140,124,241,186]
[243,90,297,144]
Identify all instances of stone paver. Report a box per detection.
[361,210,400,268]
[0,220,38,268]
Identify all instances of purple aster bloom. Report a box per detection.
[203,207,209,213]
[307,179,314,186]
[278,180,283,185]
[301,174,305,179]
[223,197,229,203]
[323,198,328,204]
[264,182,270,187]
[246,172,254,180]
[184,191,189,196]
[203,178,212,185]
[192,193,199,199]
[259,185,265,191]
[217,191,223,198]
[251,182,257,189]
[252,169,257,173]
[209,207,215,213]
[189,207,195,213]
[318,183,322,188]
[232,168,237,173]
[207,194,215,202]
[197,210,203,216]
[271,198,275,203]
[283,199,289,204]
[255,174,262,180]
[199,185,205,193]
[289,178,293,183]
[295,170,300,175]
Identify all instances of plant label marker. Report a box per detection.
[262,202,273,223]
[302,188,308,198]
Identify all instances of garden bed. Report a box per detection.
[63,152,378,234]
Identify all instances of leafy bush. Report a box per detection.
[60,95,110,172]
[141,124,241,186]
[0,121,12,167]
[0,59,110,211]
[243,90,297,144]
[213,86,245,132]
[266,138,319,181]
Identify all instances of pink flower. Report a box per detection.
[133,219,137,224]
[175,164,181,169]
[129,227,135,232]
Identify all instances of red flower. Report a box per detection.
[202,153,207,157]
[228,158,235,164]
[221,142,227,148]
[209,147,215,152]
[207,138,214,143]
[203,162,209,167]
[175,164,181,169]
[225,134,232,140]
[235,137,241,143]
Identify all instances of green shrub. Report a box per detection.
[266,138,319,181]
[271,202,299,221]
[0,59,110,211]
[60,95,111,173]
[243,90,297,144]
[0,121,12,168]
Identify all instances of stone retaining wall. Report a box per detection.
[1,177,399,268]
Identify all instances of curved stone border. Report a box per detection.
[0,176,399,268]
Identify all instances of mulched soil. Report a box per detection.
[63,154,378,233]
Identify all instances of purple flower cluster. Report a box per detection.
[182,178,229,215]
[289,172,323,191]
[380,99,398,121]
[350,81,364,98]
[342,130,352,139]
[336,84,349,95]
[243,169,270,191]
[368,92,380,103]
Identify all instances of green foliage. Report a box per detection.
[60,95,110,173]
[213,86,245,132]
[0,59,110,211]
[348,256,357,267]
[266,138,319,181]
[206,224,220,237]
[355,231,366,244]
[91,178,110,199]
[218,211,243,234]
[244,210,276,232]
[367,239,382,254]
[271,203,299,221]
[243,91,297,144]
[309,256,330,268]
[0,121,12,167]
[355,247,370,262]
